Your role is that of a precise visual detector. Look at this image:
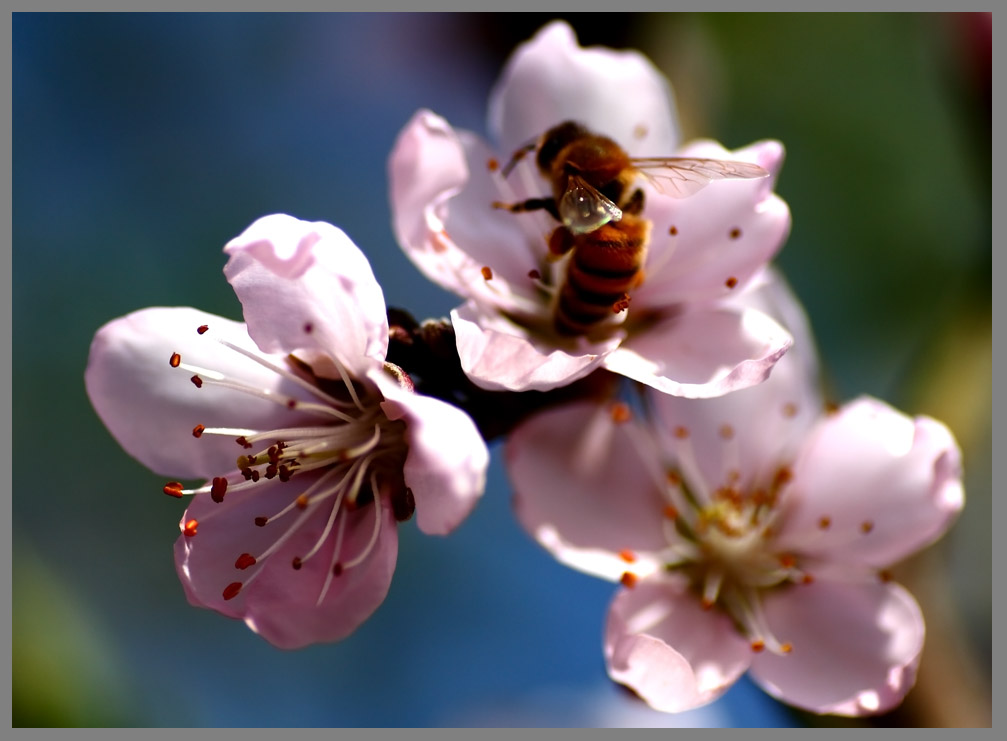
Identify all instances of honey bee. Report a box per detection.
[493,120,769,336]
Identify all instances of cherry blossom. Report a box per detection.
[506,272,964,714]
[389,20,792,395]
[85,214,488,649]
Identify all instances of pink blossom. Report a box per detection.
[389,21,792,395]
[506,273,964,715]
[85,214,488,649]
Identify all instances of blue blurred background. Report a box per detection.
[13,13,990,727]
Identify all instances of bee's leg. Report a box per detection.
[547,226,575,259]
[491,197,560,222]
[622,188,645,215]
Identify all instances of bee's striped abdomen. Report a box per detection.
[554,216,650,336]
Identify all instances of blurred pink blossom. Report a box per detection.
[389,21,792,395]
[507,272,964,714]
[86,214,488,649]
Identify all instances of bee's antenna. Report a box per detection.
[500,138,538,178]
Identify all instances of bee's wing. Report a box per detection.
[632,157,769,199]
[559,175,624,234]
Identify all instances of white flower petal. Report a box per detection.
[749,579,924,716]
[374,369,488,536]
[224,214,388,377]
[488,20,680,155]
[451,302,616,392]
[603,305,792,398]
[85,307,321,480]
[605,579,752,713]
[632,140,791,310]
[775,398,965,567]
[507,401,669,581]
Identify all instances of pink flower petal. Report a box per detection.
[648,339,822,497]
[389,111,544,310]
[374,369,488,536]
[488,21,680,156]
[605,579,752,713]
[507,401,670,581]
[631,140,791,310]
[224,214,388,377]
[748,579,924,716]
[775,397,965,567]
[85,307,321,480]
[175,475,398,650]
[603,305,792,399]
[452,302,618,392]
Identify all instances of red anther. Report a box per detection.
[264,464,277,479]
[254,516,269,527]
[750,639,765,653]
[241,468,254,481]
[802,573,815,585]
[773,467,793,486]
[528,269,541,280]
[729,227,742,240]
[291,557,303,570]
[210,477,228,503]
[235,436,253,449]
[278,466,292,483]
[725,276,738,289]
[619,549,636,563]
[163,482,184,498]
[609,402,632,424]
[487,157,499,172]
[860,520,874,534]
[669,225,678,236]
[666,470,681,487]
[250,470,260,482]
[197,325,209,335]
[662,505,679,521]
[332,563,344,577]
[303,322,314,334]
[481,266,493,281]
[674,426,689,439]
[612,294,631,313]
[192,424,205,438]
[620,572,638,589]
[700,597,714,611]
[235,553,257,570]
[286,399,297,409]
[782,402,798,418]
[183,519,198,537]
[818,516,832,530]
[296,494,309,510]
[190,375,203,388]
[825,401,840,415]
[169,352,181,368]
[719,424,735,440]
[222,582,242,601]
[779,553,797,569]
[879,570,893,583]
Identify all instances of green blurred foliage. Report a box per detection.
[13,539,140,727]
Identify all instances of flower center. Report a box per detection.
[163,322,413,607]
[617,406,811,655]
